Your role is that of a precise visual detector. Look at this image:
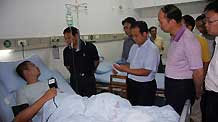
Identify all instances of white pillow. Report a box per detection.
[51,70,75,94]
[0,82,15,122]
[95,61,112,74]
[0,55,52,93]
[0,61,25,93]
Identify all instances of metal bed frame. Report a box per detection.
[179,99,191,122]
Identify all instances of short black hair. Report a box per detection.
[16,61,31,80]
[204,0,218,13]
[149,26,157,33]
[63,26,79,36]
[196,14,206,22]
[131,21,148,34]
[161,4,182,23]
[183,15,195,31]
[122,17,136,26]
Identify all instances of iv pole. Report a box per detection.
[65,0,88,28]
[65,0,88,93]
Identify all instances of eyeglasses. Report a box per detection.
[205,19,218,24]
[123,26,129,30]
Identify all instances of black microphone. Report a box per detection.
[48,77,58,88]
[48,77,58,108]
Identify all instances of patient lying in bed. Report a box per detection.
[16,61,49,105]
[14,61,179,122]
[14,61,58,122]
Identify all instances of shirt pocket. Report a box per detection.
[170,43,185,64]
[131,54,144,69]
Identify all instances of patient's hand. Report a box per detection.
[42,88,57,102]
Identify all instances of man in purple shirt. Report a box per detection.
[158,4,204,115]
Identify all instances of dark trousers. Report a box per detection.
[70,74,96,97]
[201,90,218,122]
[165,77,195,115]
[126,78,157,106]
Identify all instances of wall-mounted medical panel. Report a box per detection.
[0,33,126,51]
[81,33,126,43]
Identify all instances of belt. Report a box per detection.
[79,72,93,77]
[205,90,218,96]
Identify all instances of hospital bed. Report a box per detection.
[180,100,191,122]
[95,60,191,122]
[0,56,190,122]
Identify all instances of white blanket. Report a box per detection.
[42,93,179,122]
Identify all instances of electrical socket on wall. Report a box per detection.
[17,40,27,46]
[50,36,60,46]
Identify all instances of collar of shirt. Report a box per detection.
[216,36,218,44]
[68,40,85,52]
[154,35,163,42]
[155,35,162,40]
[127,35,132,39]
[170,25,186,42]
[214,36,218,49]
[203,33,216,40]
[127,36,134,42]
[136,38,151,48]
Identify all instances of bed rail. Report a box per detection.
[179,99,191,122]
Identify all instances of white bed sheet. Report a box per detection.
[43,93,179,122]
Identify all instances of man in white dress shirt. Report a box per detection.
[201,1,218,122]
[113,21,160,106]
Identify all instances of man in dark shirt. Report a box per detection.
[63,26,99,97]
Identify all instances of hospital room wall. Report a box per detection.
[0,0,137,38]
[0,0,207,79]
[0,0,134,78]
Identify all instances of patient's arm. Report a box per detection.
[15,88,57,122]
